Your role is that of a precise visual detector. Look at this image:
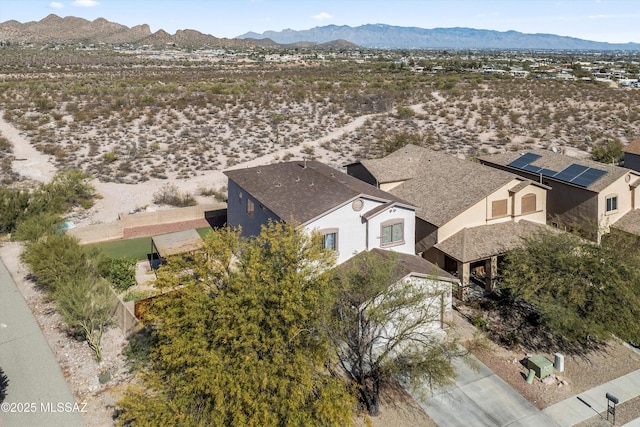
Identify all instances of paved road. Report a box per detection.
[0,259,85,427]
[410,354,559,427]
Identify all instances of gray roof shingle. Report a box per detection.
[624,139,640,156]
[224,160,413,225]
[480,149,630,193]
[359,145,522,227]
[611,209,640,237]
[337,248,458,284]
[434,220,555,263]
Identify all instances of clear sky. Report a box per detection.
[1,0,638,44]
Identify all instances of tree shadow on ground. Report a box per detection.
[463,292,607,357]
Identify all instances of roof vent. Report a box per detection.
[295,176,300,182]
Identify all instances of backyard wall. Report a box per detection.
[112,293,139,337]
[68,203,227,244]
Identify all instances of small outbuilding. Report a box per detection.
[150,229,204,270]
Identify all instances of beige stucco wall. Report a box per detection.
[437,180,547,243]
[598,172,640,233]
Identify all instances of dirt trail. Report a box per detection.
[1,105,422,226]
[0,112,56,182]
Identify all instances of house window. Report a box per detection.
[246,198,254,218]
[521,193,536,214]
[491,199,508,218]
[381,220,404,247]
[321,230,338,252]
[605,195,618,213]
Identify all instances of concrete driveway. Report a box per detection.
[408,354,559,427]
[0,259,84,427]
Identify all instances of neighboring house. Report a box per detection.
[347,144,551,300]
[335,248,457,337]
[224,160,417,265]
[479,149,640,241]
[624,138,640,173]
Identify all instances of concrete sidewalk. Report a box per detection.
[0,259,84,427]
[543,369,640,427]
[410,354,559,426]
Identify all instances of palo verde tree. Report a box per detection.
[117,222,355,427]
[500,229,640,345]
[327,249,465,417]
[21,233,117,361]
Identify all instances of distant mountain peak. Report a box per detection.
[238,23,640,50]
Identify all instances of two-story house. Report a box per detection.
[623,138,640,173]
[479,149,640,242]
[224,160,417,265]
[347,144,552,300]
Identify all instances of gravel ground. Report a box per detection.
[452,305,640,411]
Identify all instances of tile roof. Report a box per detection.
[434,220,554,263]
[224,160,413,225]
[480,149,629,193]
[624,139,640,156]
[611,209,640,237]
[358,145,523,227]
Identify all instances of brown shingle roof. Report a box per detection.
[359,145,522,227]
[434,220,554,263]
[224,161,413,225]
[480,149,629,193]
[337,248,458,284]
[624,139,640,155]
[611,209,640,237]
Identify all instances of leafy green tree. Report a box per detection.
[591,138,624,165]
[21,234,94,293]
[0,187,30,234]
[12,211,64,242]
[501,230,640,344]
[153,226,241,291]
[117,222,355,426]
[96,256,137,292]
[21,233,118,360]
[328,250,464,416]
[55,276,117,361]
[0,169,94,236]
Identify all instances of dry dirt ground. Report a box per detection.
[2,79,640,425]
[453,303,640,426]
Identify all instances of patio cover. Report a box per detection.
[152,229,203,258]
[434,220,554,264]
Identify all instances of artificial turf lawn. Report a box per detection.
[85,226,213,260]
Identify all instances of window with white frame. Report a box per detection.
[381,219,404,247]
[605,194,618,213]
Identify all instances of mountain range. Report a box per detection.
[239,24,640,50]
[1,15,638,51]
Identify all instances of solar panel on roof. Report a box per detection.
[553,164,589,182]
[570,167,607,187]
[540,168,558,177]
[507,153,542,169]
[522,164,543,173]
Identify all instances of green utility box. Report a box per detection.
[527,355,553,379]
